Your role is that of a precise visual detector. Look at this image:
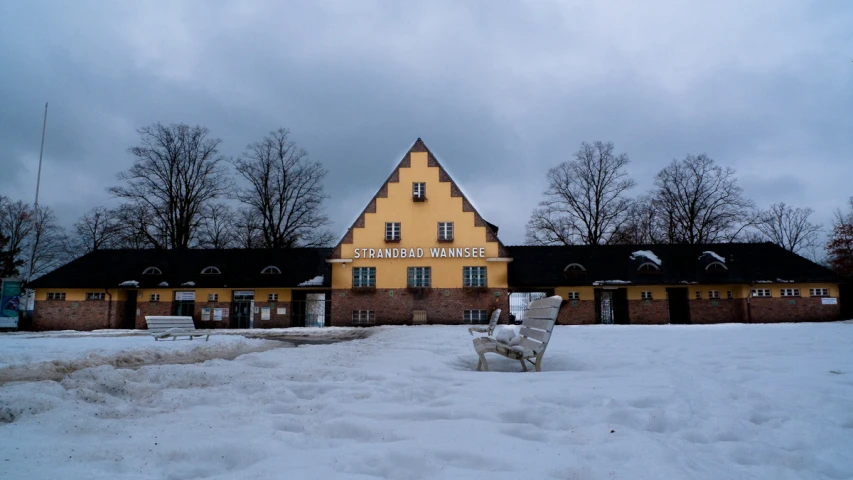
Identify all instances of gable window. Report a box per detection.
[638,263,661,272]
[47,292,66,301]
[567,291,580,300]
[87,292,105,301]
[709,290,720,299]
[352,310,375,325]
[641,291,653,300]
[706,262,728,272]
[142,267,162,275]
[463,266,487,287]
[438,222,454,242]
[463,310,488,324]
[809,288,829,297]
[564,263,586,272]
[752,289,771,298]
[412,182,426,201]
[150,294,160,302]
[385,222,401,242]
[208,293,218,302]
[780,288,800,297]
[261,266,281,275]
[407,267,431,288]
[201,266,221,275]
[352,267,376,288]
[268,293,278,302]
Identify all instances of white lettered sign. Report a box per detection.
[822,297,837,305]
[175,291,195,301]
[353,246,486,259]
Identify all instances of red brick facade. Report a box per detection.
[556,300,596,325]
[330,288,509,326]
[689,299,747,324]
[747,297,840,323]
[33,299,126,331]
[628,300,670,325]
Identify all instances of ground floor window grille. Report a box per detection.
[353,267,376,287]
[463,309,488,324]
[150,294,160,302]
[641,291,653,300]
[780,288,800,297]
[208,293,218,302]
[352,310,375,325]
[708,290,720,299]
[567,291,579,300]
[407,267,431,287]
[86,292,105,301]
[752,289,771,297]
[463,266,486,287]
[809,288,829,297]
[47,292,65,301]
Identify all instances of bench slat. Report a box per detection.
[519,325,550,342]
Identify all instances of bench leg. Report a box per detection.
[534,353,544,372]
[205,335,209,342]
[477,352,489,372]
[520,359,528,372]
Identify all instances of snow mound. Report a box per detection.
[181,281,196,286]
[702,251,726,263]
[298,275,324,286]
[593,280,632,285]
[119,280,139,287]
[631,250,661,265]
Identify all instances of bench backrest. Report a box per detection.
[145,316,197,335]
[518,296,562,354]
[486,308,502,335]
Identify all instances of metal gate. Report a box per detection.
[509,292,547,324]
[292,293,331,327]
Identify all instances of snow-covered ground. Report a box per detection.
[1,323,852,480]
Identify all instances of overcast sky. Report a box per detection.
[1,1,851,247]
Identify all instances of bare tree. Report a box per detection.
[826,197,853,277]
[25,207,70,280]
[233,207,264,249]
[113,203,159,249]
[526,141,636,246]
[109,123,232,250]
[610,195,660,245]
[233,128,333,248]
[72,206,121,254]
[197,203,237,249]
[0,197,35,264]
[650,154,755,244]
[755,203,822,254]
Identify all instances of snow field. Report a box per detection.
[1,323,852,480]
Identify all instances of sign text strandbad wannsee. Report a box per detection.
[353,246,486,260]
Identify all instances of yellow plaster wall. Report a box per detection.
[135,288,293,303]
[746,283,839,298]
[36,288,126,301]
[554,286,596,301]
[334,151,508,289]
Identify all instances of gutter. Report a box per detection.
[105,288,112,329]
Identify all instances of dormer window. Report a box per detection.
[261,266,281,274]
[201,266,221,275]
[412,182,426,201]
[563,263,586,272]
[706,262,728,272]
[637,262,661,272]
[142,267,162,275]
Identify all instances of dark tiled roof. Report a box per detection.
[507,243,839,287]
[28,248,332,289]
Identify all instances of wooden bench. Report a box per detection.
[472,296,562,372]
[468,308,501,336]
[145,316,209,341]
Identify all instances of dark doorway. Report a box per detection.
[232,291,254,329]
[124,290,137,329]
[594,288,629,324]
[667,288,691,324]
[839,283,852,321]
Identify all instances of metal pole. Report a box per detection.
[34,102,48,208]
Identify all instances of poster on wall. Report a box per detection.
[201,308,211,321]
[1,279,23,318]
[822,297,838,305]
[261,307,270,320]
[213,308,223,321]
[276,307,286,315]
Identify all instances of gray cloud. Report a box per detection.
[1,0,851,246]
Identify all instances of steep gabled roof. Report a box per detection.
[329,138,508,258]
[507,243,839,287]
[27,248,332,289]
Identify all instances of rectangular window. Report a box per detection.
[727,291,733,300]
[567,291,580,300]
[463,266,487,287]
[407,267,431,288]
[150,293,160,302]
[412,182,426,200]
[810,288,829,297]
[437,222,454,241]
[385,222,401,241]
[352,310,375,325]
[752,289,772,297]
[709,290,720,299]
[268,293,278,302]
[780,288,800,297]
[86,292,105,301]
[641,291,653,300]
[695,291,701,300]
[46,292,66,301]
[463,310,489,324]
[208,293,218,302]
[352,267,376,287]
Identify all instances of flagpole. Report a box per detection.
[27,102,48,284]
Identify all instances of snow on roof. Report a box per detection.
[119,280,139,287]
[702,251,726,263]
[158,282,169,287]
[754,280,773,284]
[679,280,698,284]
[298,275,324,287]
[630,250,661,266]
[776,278,795,283]
[181,281,196,286]
[592,280,632,286]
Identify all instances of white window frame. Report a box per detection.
[463,310,489,325]
[809,288,829,297]
[727,290,733,300]
[708,290,720,299]
[780,288,800,297]
[150,293,160,302]
[201,266,221,275]
[638,262,660,272]
[352,267,376,287]
[352,310,375,325]
[86,292,105,301]
[208,293,218,302]
[407,267,431,288]
[261,266,281,274]
[463,266,487,287]
[47,292,66,301]
[385,222,401,241]
[268,293,278,302]
[752,289,772,297]
[641,291,653,300]
[695,291,701,300]
[567,291,580,300]
[412,182,426,200]
[142,266,162,275]
[438,222,454,241]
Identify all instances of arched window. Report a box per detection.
[706,262,728,272]
[637,262,661,272]
[142,267,162,275]
[563,263,586,272]
[261,266,281,275]
[201,266,221,275]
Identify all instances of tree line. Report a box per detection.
[0,123,333,279]
[525,140,852,276]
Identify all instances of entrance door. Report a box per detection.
[124,290,137,329]
[232,291,254,329]
[667,288,691,324]
[595,288,629,324]
[596,290,614,324]
[305,293,326,327]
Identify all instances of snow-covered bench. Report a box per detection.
[468,308,501,336]
[472,296,562,372]
[145,316,209,341]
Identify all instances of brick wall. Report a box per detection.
[556,300,596,325]
[246,301,292,329]
[330,288,509,326]
[33,299,125,331]
[689,299,747,324]
[192,302,235,329]
[136,301,172,329]
[748,297,840,323]
[628,300,669,324]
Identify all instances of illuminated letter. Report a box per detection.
[480,247,485,258]
[376,249,384,259]
[392,248,399,258]
[409,248,416,258]
[385,249,392,258]
[472,248,478,258]
[455,248,463,257]
[401,248,407,258]
[440,248,447,258]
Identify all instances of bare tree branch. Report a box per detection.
[754,202,822,254]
